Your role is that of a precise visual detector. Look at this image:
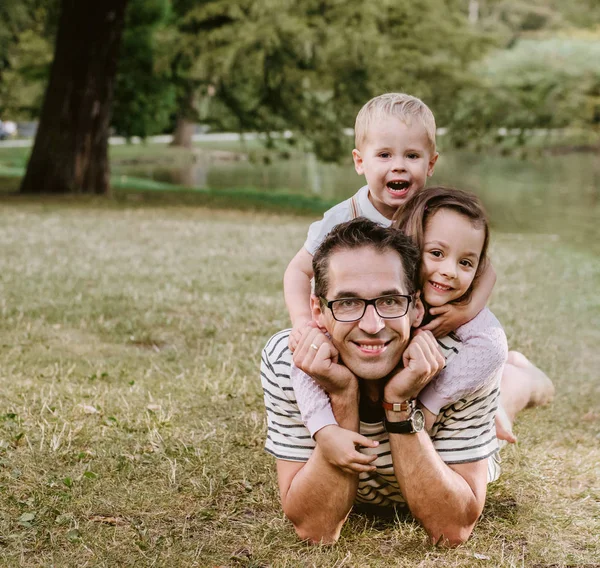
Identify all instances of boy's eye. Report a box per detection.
[407,153,420,159]
[379,152,391,158]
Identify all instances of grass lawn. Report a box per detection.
[0,195,598,567]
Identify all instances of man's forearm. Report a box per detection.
[280,388,360,543]
[388,431,486,545]
[280,445,358,543]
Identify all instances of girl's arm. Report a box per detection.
[291,362,377,473]
[419,308,507,415]
[422,262,496,338]
[290,361,337,437]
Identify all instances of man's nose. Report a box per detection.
[358,304,385,334]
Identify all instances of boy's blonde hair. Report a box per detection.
[354,93,437,153]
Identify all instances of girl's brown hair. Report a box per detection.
[392,186,490,304]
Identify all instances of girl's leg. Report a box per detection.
[495,351,555,443]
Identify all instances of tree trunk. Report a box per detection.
[20,0,129,195]
[171,116,195,149]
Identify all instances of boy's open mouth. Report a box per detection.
[387,181,410,192]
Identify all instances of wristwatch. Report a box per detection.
[383,399,425,434]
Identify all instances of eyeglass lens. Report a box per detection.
[332,296,409,321]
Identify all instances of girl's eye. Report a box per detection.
[460,259,474,268]
[430,250,442,258]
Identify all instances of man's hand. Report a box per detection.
[420,303,475,338]
[384,330,445,402]
[314,425,379,474]
[293,326,357,396]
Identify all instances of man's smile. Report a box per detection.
[352,339,393,355]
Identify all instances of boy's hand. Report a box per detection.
[314,425,379,474]
[421,303,477,338]
[288,318,314,352]
[384,330,445,402]
[293,327,356,396]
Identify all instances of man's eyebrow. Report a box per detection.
[332,289,404,299]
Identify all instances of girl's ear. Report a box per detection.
[411,292,425,328]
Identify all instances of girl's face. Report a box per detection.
[420,208,485,307]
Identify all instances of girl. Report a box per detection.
[291,186,552,473]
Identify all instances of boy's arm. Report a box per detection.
[422,261,496,338]
[284,247,315,349]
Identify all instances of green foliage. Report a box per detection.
[166,0,488,159]
[0,0,58,118]
[447,37,600,148]
[111,0,177,139]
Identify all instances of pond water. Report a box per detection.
[113,149,599,250]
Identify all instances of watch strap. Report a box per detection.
[384,418,415,434]
[382,399,415,413]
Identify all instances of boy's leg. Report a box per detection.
[496,351,555,442]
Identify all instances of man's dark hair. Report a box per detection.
[312,217,421,299]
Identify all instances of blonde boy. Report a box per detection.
[285,93,495,348]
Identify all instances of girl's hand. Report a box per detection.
[421,303,477,338]
[314,425,379,474]
[288,318,316,352]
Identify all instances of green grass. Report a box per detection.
[0,197,598,567]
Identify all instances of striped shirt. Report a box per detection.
[261,329,501,508]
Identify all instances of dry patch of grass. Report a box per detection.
[0,201,598,567]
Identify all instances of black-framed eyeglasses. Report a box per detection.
[320,294,413,323]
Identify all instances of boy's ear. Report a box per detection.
[352,149,364,175]
[411,292,425,328]
[427,152,439,178]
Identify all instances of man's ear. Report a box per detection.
[352,149,364,175]
[311,295,328,329]
[411,291,425,328]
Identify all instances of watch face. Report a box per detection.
[412,409,425,432]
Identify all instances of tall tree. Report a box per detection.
[20,0,129,195]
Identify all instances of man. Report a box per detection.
[260,218,548,545]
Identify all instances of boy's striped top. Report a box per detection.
[261,329,501,508]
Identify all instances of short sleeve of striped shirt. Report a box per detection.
[430,380,500,465]
[261,330,315,461]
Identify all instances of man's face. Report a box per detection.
[352,116,438,220]
[312,246,424,380]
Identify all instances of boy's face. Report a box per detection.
[352,116,438,219]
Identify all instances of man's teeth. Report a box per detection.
[387,181,409,190]
[358,344,384,351]
[431,282,452,291]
